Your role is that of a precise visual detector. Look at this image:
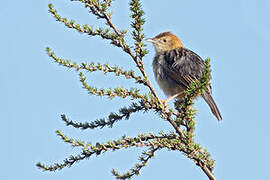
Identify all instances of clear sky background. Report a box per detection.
[1,0,270,180]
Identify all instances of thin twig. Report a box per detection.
[164,113,186,141]
[103,13,121,36]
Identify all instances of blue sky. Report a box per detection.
[1,0,270,180]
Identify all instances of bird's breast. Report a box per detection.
[152,54,185,97]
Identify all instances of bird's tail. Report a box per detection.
[202,93,222,121]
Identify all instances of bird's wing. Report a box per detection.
[163,47,208,88]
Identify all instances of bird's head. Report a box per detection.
[146,32,184,53]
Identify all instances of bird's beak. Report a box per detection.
[145,38,156,43]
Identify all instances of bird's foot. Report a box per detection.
[159,92,184,111]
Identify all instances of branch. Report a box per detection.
[37,131,177,171]
[79,72,145,100]
[48,3,124,47]
[61,101,148,129]
[129,0,160,101]
[112,147,159,179]
[172,58,216,179]
[201,164,216,180]
[69,0,135,59]
[46,47,147,85]
[71,0,121,36]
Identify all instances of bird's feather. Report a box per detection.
[163,47,209,90]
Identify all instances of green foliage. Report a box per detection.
[38,1,217,180]
[130,0,148,59]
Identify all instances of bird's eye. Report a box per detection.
[163,39,167,42]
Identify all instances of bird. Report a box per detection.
[146,31,222,121]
